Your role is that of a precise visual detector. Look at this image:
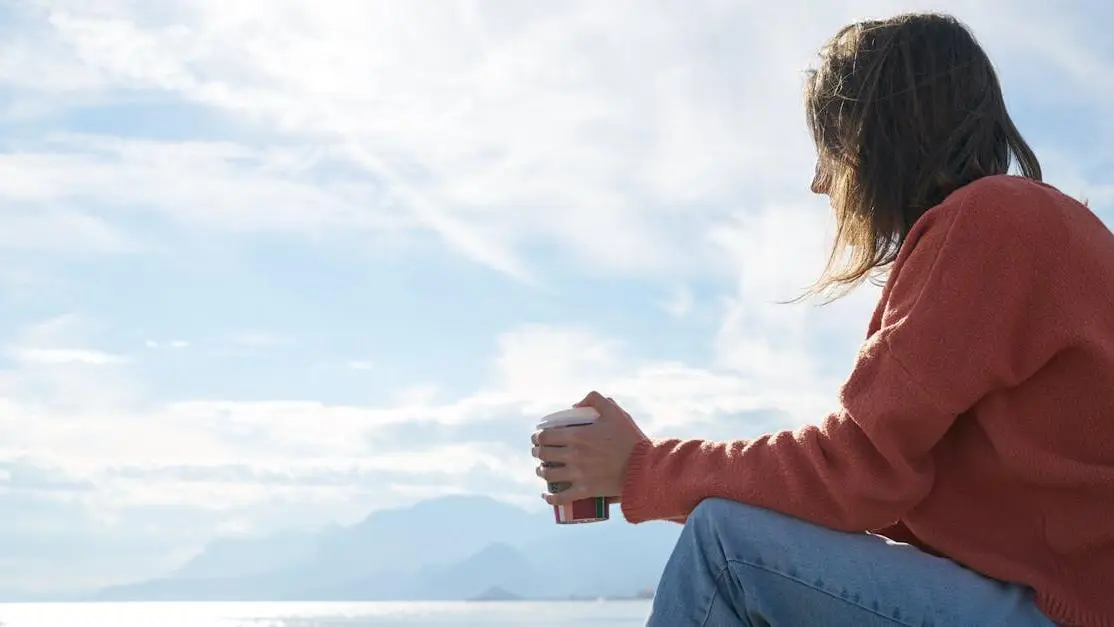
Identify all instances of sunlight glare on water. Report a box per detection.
[0,601,652,627]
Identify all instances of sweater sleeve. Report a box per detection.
[620,180,1066,529]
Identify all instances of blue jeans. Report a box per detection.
[647,498,1057,626]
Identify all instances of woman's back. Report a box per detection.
[615,174,1114,625]
[871,174,1114,625]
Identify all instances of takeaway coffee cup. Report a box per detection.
[536,407,609,524]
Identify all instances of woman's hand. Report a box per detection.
[530,391,648,506]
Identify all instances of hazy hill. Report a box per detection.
[94,495,681,601]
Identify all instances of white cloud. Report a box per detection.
[0,136,412,237]
[661,287,695,319]
[0,2,843,280]
[0,316,141,416]
[145,340,189,349]
[0,320,841,505]
[226,331,291,349]
[0,310,843,545]
[0,206,137,255]
[9,347,127,366]
[2,0,1110,280]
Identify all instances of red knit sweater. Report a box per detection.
[621,175,1114,627]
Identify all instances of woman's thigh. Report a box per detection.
[649,498,1055,627]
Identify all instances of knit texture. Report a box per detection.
[621,175,1114,627]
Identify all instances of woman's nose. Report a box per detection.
[810,168,829,195]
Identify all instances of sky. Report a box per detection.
[1,0,1112,593]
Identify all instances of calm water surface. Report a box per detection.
[0,601,652,627]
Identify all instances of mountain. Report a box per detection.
[306,495,545,582]
[407,542,544,600]
[170,531,318,580]
[92,495,681,602]
[521,519,681,598]
[468,586,522,601]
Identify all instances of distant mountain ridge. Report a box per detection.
[91,495,680,601]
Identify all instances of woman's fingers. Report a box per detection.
[534,426,585,448]
[536,462,573,483]
[531,445,573,463]
[544,483,591,506]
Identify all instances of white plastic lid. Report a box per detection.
[536,407,599,430]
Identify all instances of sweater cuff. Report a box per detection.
[619,437,657,524]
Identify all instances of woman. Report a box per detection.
[531,13,1114,627]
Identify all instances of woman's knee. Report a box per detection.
[690,497,777,522]
[687,498,810,548]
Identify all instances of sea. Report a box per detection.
[0,601,653,627]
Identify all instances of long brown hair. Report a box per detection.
[803,13,1042,299]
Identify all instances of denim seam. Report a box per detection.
[725,557,918,627]
[698,564,736,627]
